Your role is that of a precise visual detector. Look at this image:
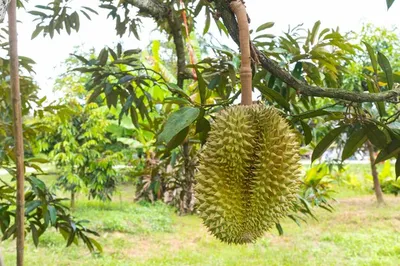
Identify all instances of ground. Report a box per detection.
[1,164,400,265]
[1,193,400,266]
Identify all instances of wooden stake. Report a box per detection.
[0,247,5,266]
[8,0,25,265]
[230,0,252,106]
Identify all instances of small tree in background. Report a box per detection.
[36,101,122,207]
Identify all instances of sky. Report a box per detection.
[14,0,400,100]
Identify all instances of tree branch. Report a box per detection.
[128,0,190,88]
[168,14,187,88]
[214,0,400,103]
[127,0,168,19]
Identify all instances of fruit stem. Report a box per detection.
[230,0,252,106]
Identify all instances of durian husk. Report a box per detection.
[195,105,301,244]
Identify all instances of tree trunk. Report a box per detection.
[367,141,385,205]
[181,141,195,214]
[70,191,76,210]
[8,0,25,265]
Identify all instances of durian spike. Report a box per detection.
[230,0,252,106]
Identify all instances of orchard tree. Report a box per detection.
[335,23,400,204]
[25,0,400,210]
[35,100,123,207]
[2,0,398,264]
[0,23,101,264]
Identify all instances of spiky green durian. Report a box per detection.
[195,105,301,244]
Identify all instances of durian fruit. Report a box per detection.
[195,104,301,244]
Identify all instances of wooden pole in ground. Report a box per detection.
[8,0,25,265]
[0,247,5,266]
[230,0,252,105]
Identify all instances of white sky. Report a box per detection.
[15,0,400,100]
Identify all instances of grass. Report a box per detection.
[1,164,400,265]
[1,195,399,265]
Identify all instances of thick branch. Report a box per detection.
[168,15,187,88]
[129,0,190,87]
[257,50,400,102]
[128,0,168,19]
[214,0,400,103]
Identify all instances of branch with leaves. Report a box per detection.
[214,0,400,103]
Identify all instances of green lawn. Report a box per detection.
[1,164,400,265]
[1,194,400,265]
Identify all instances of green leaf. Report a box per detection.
[81,6,99,15]
[196,117,211,145]
[30,223,39,247]
[98,48,108,66]
[310,20,321,45]
[203,10,210,35]
[88,87,102,103]
[375,139,400,164]
[303,62,322,85]
[275,223,284,236]
[72,54,89,65]
[365,123,389,149]
[387,0,395,9]
[80,10,91,20]
[130,107,140,128]
[167,83,189,97]
[29,10,48,17]
[117,43,122,57]
[25,200,42,215]
[254,33,275,40]
[124,49,141,56]
[208,76,220,90]
[71,11,80,31]
[363,42,378,73]
[194,1,204,17]
[164,97,191,106]
[312,125,348,162]
[26,157,49,164]
[195,69,207,104]
[119,75,134,84]
[65,15,71,35]
[257,85,290,111]
[378,52,393,90]
[108,48,118,61]
[342,127,367,161]
[365,78,386,117]
[256,22,275,32]
[396,155,400,180]
[29,176,46,191]
[216,20,229,36]
[292,109,329,122]
[88,237,103,253]
[158,107,200,144]
[66,231,76,247]
[31,26,44,40]
[300,121,312,145]
[106,92,118,108]
[48,206,57,226]
[166,127,189,151]
[318,28,330,40]
[130,22,140,40]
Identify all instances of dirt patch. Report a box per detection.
[336,195,400,206]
